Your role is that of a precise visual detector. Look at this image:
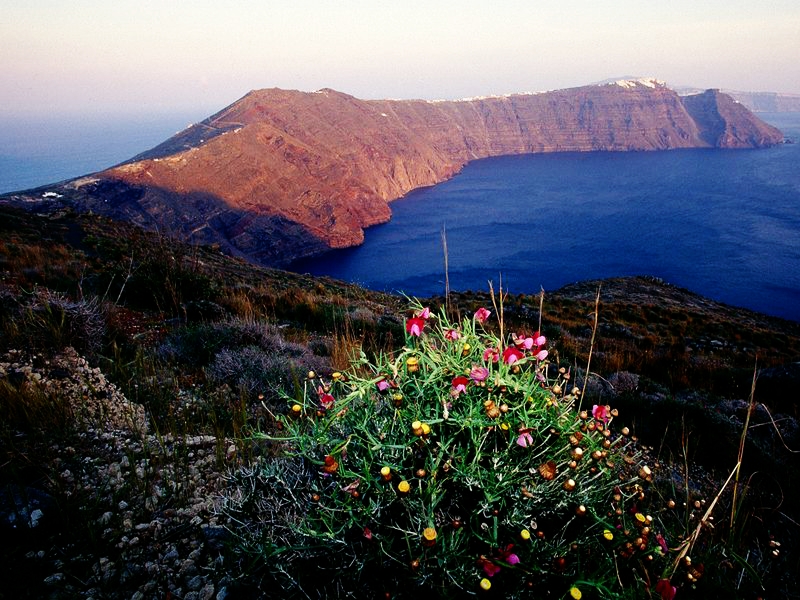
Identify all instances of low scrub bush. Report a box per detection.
[224,301,685,598]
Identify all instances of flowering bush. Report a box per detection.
[242,302,680,598]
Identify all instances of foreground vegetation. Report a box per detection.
[1,204,798,598]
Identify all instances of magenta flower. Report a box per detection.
[478,544,520,577]
[516,427,534,448]
[451,376,469,396]
[592,404,609,424]
[482,347,499,363]
[416,306,431,319]
[502,346,525,365]
[406,317,425,337]
[444,328,461,341]
[470,365,489,383]
[654,579,677,600]
[474,307,491,324]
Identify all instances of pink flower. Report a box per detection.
[502,346,524,365]
[451,376,469,396]
[534,349,548,361]
[406,317,425,337]
[592,404,609,424]
[516,427,534,448]
[444,328,461,341]
[534,333,546,347]
[376,378,396,392]
[474,307,491,324]
[416,306,431,319]
[469,365,489,383]
[482,347,499,363]
[654,579,677,600]
[513,333,534,350]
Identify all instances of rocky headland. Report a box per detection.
[2,80,783,266]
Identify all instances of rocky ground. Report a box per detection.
[1,348,245,599]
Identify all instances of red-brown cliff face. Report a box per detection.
[15,81,783,266]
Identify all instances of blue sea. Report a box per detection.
[292,113,800,322]
[1,111,798,322]
[0,111,204,193]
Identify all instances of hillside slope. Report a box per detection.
[2,80,783,265]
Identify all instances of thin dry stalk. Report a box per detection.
[488,277,507,351]
[578,285,601,412]
[441,225,450,315]
[731,360,758,530]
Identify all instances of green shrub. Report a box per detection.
[226,302,676,598]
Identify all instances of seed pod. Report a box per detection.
[412,421,424,436]
[538,461,557,480]
[563,478,576,491]
[380,466,392,481]
[484,400,500,418]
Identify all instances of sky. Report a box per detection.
[2,0,799,117]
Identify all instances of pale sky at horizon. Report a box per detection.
[2,0,799,117]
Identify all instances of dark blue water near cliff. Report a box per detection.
[291,113,800,322]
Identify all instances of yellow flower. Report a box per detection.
[411,420,424,436]
[397,480,410,494]
[603,529,614,541]
[421,422,431,436]
[479,578,491,591]
[569,586,582,599]
[520,529,531,540]
[422,527,437,546]
[380,466,392,481]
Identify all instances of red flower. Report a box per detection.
[406,317,425,337]
[317,386,334,408]
[502,346,524,365]
[444,328,461,341]
[654,578,676,600]
[451,376,469,396]
[483,347,500,363]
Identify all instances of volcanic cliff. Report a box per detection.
[4,80,783,265]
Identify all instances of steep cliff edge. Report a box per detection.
[3,81,783,266]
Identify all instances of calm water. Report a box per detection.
[2,111,798,322]
[0,111,203,193]
[292,113,800,322]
